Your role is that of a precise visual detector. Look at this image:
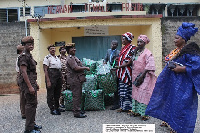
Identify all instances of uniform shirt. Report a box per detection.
[18,51,37,91]
[66,55,86,84]
[43,54,61,69]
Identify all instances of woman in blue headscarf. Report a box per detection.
[145,22,199,133]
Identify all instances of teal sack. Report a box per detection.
[62,90,85,111]
[82,75,97,91]
[97,71,117,94]
[84,89,105,111]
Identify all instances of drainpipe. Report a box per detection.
[25,19,27,36]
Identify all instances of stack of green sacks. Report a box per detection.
[63,58,118,111]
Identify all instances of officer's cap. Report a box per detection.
[21,36,34,45]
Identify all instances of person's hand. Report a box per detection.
[36,83,40,91]
[172,64,186,73]
[86,67,90,71]
[29,86,35,95]
[47,81,51,88]
[111,68,117,71]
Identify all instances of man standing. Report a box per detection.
[103,40,120,110]
[18,36,42,133]
[43,44,63,115]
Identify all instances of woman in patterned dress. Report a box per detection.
[131,35,157,121]
[116,32,136,112]
[58,46,68,108]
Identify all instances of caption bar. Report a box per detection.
[103,124,155,133]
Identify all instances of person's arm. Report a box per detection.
[172,64,186,73]
[118,60,132,69]
[74,66,90,72]
[43,64,51,88]
[20,65,35,95]
[103,50,109,64]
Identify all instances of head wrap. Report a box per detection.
[21,36,34,45]
[138,35,150,44]
[122,32,134,42]
[176,22,198,42]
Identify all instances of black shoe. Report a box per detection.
[24,129,41,133]
[110,105,120,110]
[60,104,65,108]
[80,110,85,114]
[34,124,42,130]
[74,113,87,118]
[50,110,61,115]
[59,108,65,112]
[22,116,26,119]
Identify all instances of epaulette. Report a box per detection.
[69,55,72,58]
[46,55,51,59]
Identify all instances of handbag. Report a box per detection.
[133,72,145,87]
[167,61,176,69]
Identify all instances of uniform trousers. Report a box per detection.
[20,90,26,117]
[46,69,62,111]
[70,83,82,116]
[25,92,37,130]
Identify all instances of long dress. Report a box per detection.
[145,44,200,133]
[132,48,157,116]
[117,43,135,110]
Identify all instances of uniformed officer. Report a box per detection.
[16,44,26,119]
[18,36,42,133]
[66,43,90,118]
[43,44,63,115]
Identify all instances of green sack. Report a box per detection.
[97,71,117,94]
[84,89,105,111]
[62,90,85,111]
[82,58,97,75]
[82,75,97,91]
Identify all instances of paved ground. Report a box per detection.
[0,89,199,133]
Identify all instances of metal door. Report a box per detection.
[72,36,121,61]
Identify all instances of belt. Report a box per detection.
[48,68,61,71]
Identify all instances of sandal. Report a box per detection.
[141,116,150,121]
[160,121,168,127]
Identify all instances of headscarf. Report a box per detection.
[138,35,150,44]
[122,32,134,42]
[176,22,198,42]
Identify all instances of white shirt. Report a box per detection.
[43,54,61,69]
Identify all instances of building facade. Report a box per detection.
[0,0,199,93]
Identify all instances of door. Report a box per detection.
[72,36,121,61]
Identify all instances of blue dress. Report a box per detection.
[145,53,200,133]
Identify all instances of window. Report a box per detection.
[34,6,48,17]
[20,7,31,17]
[167,4,199,17]
[0,8,18,22]
[72,4,87,12]
[106,4,122,12]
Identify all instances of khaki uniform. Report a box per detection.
[16,56,26,118]
[43,54,62,111]
[18,51,38,131]
[66,55,86,115]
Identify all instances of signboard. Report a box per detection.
[84,26,108,36]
